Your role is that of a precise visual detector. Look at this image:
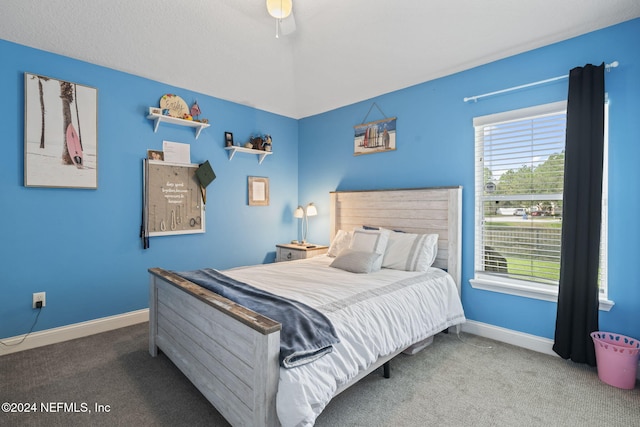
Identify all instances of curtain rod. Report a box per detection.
[463,61,619,103]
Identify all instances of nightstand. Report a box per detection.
[276,243,329,262]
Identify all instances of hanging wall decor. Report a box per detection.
[353,103,396,156]
[143,160,205,237]
[353,117,397,156]
[248,176,269,206]
[24,72,98,189]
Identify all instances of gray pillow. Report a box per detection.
[330,249,381,274]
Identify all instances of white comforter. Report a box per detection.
[225,255,465,427]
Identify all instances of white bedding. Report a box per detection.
[225,255,465,427]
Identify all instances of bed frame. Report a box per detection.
[149,186,462,426]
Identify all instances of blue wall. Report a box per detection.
[298,19,640,341]
[3,19,639,344]
[0,40,299,339]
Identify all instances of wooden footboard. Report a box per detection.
[149,268,281,427]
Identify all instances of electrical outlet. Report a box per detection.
[32,292,46,308]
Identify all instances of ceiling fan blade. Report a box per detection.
[280,11,296,35]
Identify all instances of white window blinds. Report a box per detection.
[474,102,567,286]
[473,101,609,300]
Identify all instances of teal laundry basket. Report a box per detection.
[591,332,640,389]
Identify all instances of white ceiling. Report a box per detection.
[2,1,639,119]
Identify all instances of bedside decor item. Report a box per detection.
[224,131,234,147]
[248,176,269,206]
[24,72,98,189]
[293,206,304,243]
[294,202,317,244]
[159,94,189,118]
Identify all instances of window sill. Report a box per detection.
[469,278,615,312]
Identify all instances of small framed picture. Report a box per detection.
[353,117,397,156]
[224,131,234,147]
[248,176,269,206]
[149,107,162,115]
[147,149,164,161]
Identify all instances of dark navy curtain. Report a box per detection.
[553,63,605,366]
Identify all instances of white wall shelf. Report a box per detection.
[147,113,210,139]
[224,146,272,164]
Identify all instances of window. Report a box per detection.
[471,101,611,309]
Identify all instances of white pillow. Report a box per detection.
[329,249,381,273]
[349,228,390,271]
[327,229,353,257]
[382,232,438,271]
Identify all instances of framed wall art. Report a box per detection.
[143,160,205,237]
[353,117,397,156]
[248,176,269,206]
[24,72,98,188]
[224,131,234,147]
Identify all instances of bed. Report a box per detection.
[149,186,464,426]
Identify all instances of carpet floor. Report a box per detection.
[1,323,637,426]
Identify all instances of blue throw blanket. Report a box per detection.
[175,268,340,368]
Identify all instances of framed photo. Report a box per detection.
[147,150,164,161]
[24,72,98,188]
[224,131,234,147]
[248,176,269,206]
[353,117,397,156]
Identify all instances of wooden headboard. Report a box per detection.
[329,187,462,294]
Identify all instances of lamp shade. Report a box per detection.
[266,0,292,19]
[306,203,317,217]
[294,206,304,218]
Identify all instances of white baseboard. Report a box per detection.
[461,320,558,357]
[3,313,638,381]
[0,309,149,356]
[461,320,640,380]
